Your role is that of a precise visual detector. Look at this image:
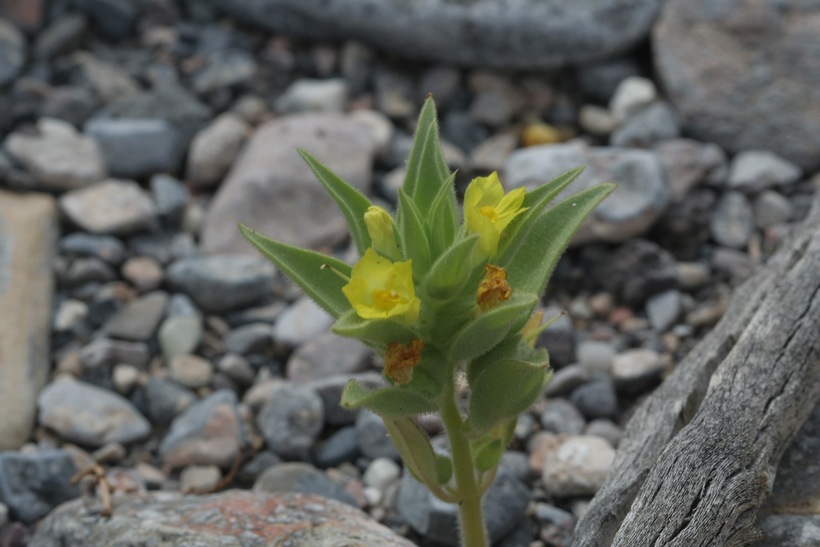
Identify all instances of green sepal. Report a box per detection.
[428,171,459,258]
[497,183,615,296]
[423,234,480,300]
[332,309,418,348]
[403,97,450,215]
[466,336,548,386]
[468,359,552,434]
[383,416,441,490]
[447,292,539,363]
[474,438,505,473]
[297,149,373,256]
[239,224,351,318]
[397,188,432,275]
[341,379,437,417]
[405,347,451,399]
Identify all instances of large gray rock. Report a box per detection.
[653,0,820,171]
[0,450,80,524]
[214,0,663,69]
[201,113,377,254]
[504,143,669,243]
[29,490,416,546]
[0,192,58,451]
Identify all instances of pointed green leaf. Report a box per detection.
[298,149,373,255]
[428,172,459,257]
[239,224,350,318]
[466,336,548,386]
[498,184,615,296]
[332,309,418,348]
[447,293,538,363]
[423,234,480,300]
[499,166,585,257]
[341,379,437,417]
[469,359,550,433]
[404,98,450,214]
[397,188,432,275]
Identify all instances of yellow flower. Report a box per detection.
[342,248,421,323]
[464,172,527,257]
[364,206,400,259]
[384,339,424,384]
[476,264,512,311]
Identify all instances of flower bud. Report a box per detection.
[364,206,401,260]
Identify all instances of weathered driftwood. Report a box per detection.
[573,192,820,547]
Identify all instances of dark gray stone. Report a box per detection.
[214,0,663,69]
[71,0,137,40]
[610,101,681,148]
[79,338,150,369]
[33,12,87,61]
[0,450,80,524]
[85,118,184,179]
[355,409,399,460]
[654,0,820,170]
[710,191,754,249]
[540,399,586,435]
[596,239,679,305]
[224,322,273,356]
[143,377,197,426]
[165,255,275,313]
[102,291,168,341]
[150,174,189,222]
[570,376,619,420]
[60,233,126,265]
[0,19,25,86]
[314,426,361,469]
[256,385,324,461]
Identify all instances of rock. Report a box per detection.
[471,132,519,173]
[30,490,415,546]
[0,450,79,524]
[217,354,255,386]
[121,255,164,292]
[676,261,711,289]
[33,14,87,61]
[59,179,158,235]
[102,291,168,341]
[612,349,665,395]
[111,363,141,394]
[37,379,151,446]
[579,105,616,136]
[79,338,149,370]
[224,323,273,355]
[4,118,107,191]
[373,68,415,119]
[756,515,820,547]
[545,364,591,397]
[535,305,576,368]
[728,150,803,192]
[286,331,370,382]
[610,101,681,148]
[180,465,222,492]
[609,76,657,123]
[275,78,349,114]
[272,296,334,348]
[596,239,679,305]
[540,435,615,497]
[540,399,586,435]
[710,191,755,249]
[143,377,197,426]
[59,232,126,265]
[653,0,820,171]
[84,118,184,179]
[645,289,682,332]
[0,192,57,450]
[215,0,662,69]
[169,354,214,389]
[363,457,402,492]
[307,372,382,426]
[0,18,25,86]
[71,0,138,40]
[754,190,794,229]
[159,390,244,469]
[654,139,727,201]
[314,426,361,468]
[53,299,89,332]
[150,174,189,222]
[397,467,530,546]
[256,384,324,460]
[570,376,619,420]
[72,51,140,103]
[355,410,399,460]
[201,113,377,254]
[191,49,258,95]
[0,0,47,31]
[165,254,275,313]
[576,340,616,375]
[760,404,820,515]
[504,143,668,243]
[185,113,248,188]
[584,419,623,448]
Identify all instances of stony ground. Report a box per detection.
[0,1,817,546]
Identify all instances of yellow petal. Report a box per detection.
[342,248,421,323]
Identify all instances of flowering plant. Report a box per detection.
[240,98,613,546]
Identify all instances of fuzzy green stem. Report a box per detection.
[441,378,489,547]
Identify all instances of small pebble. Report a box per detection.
[180,464,222,492]
[169,354,214,389]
